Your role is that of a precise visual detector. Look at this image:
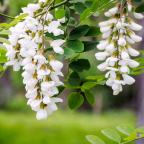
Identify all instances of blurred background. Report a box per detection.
[0,0,144,144]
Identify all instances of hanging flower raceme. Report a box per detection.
[4,0,65,120]
[95,1,143,95]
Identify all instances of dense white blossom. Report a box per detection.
[4,0,65,120]
[95,2,143,95]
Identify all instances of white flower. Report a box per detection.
[34,55,47,65]
[105,43,115,53]
[128,47,139,57]
[99,21,109,27]
[126,36,135,44]
[105,7,118,17]
[95,3,142,95]
[22,4,40,17]
[102,31,111,39]
[128,4,132,12]
[134,12,144,19]
[26,89,37,98]
[3,0,66,120]
[106,57,118,67]
[100,26,111,33]
[37,69,50,80]
[36,109,48,120]
[130,34,142,42]
[122,74,135,85]
[120,65,129,73]
[43,96,51,104]
[39,0,46,3]
[50,60,63,73]
[47,21,64,36]
[23,63,36,73]
[121,51,130,59]
[95,52,108,61]
[41,81,56,91]
[97,62,107,71]
[50,39,65,54]
[127,59,139,68]
[129,22,143,31]
[118,37,126,46]
[97,40,108,50]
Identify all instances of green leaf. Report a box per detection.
[0,37,10,44]
[0,30,10,36]
[84,90,95,105]
[80,0,115,22]
[84,41,98,52]
[67,72,81,86]
[66,40,84,53]
[81,82,97,91]
[69,59,90,72]
[68,17,78,26]
[86,135,105,144]
[85,27,101,36]
[0,46,7,63]
[101,129,121,143]
[135,3,144,13]
[68,92,84,109]
[45,32,64,40]
[116,126,135,136]
[55,8,65,19]
[124,132,137,142]
[0,65,5,72]
[0,13,28,29]
[64,48,76,59]
[69,25,90,40]
[86,75,105,81]
[74,2,87,14]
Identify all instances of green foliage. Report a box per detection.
[67,71,81,87]
[84,90,95,105]
[0,0,144,112]
[68,25,90,40]
[135,2,144,13]
[101,129,121,143]
[69,59,91,72]
[131,50,144,75]
[55,7,65,19]
[86,126,144,144]
[86,135,105,144]
[80,0,116,23]
[68,92,84,109]
[0,13,28,30]
[66,40,84,53]
[0,110,134,144]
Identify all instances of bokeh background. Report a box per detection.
[0,0,144,144]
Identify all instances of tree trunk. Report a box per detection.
[136,19,144,144]
[0,4,13,107]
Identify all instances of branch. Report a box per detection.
[35,0,68,17]
[0,12,14,19]
[50,0,67,10]
[122,136,144,144]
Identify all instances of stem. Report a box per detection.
[35,0,68,17]
[121,137,144,144]
[50,0,67,10]
[0,12,14,19]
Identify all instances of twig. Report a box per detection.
[35,0,68,18]
[0,12,14,19]
[122,136,144,144]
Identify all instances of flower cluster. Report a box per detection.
[4,0,65,120]
[95,2,143,95]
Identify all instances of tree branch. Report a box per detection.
[35,0,68,17]
[0,12,14,19]
[50,0,67,10]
